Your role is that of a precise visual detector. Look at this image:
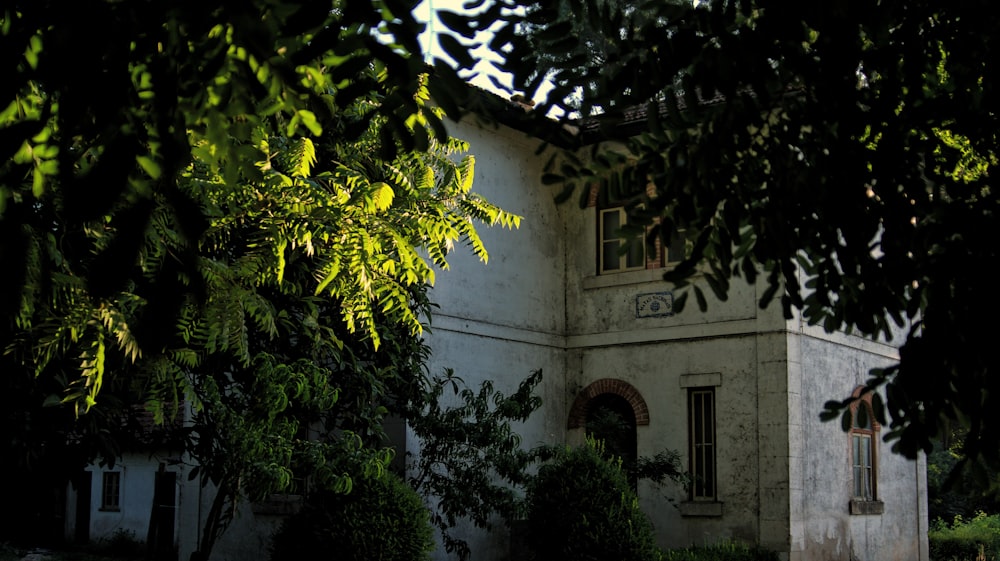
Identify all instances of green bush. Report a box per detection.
[270,472,434,561]
[524,439,661,561]
[929,512,1000,561]
[662,541,779,561]
[95,528,144,558]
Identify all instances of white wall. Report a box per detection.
[83,454,183,547]
[436,119,929,560]
[790,327,927,561]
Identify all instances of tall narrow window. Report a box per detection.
[688,388,716,501]
[101,471,121,511]
[848,389,884,515]
[599,207,646,273]
[851,403,876,501]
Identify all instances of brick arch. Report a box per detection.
[850,385,882,430]
[567,378,650,429]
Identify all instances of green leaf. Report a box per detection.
[137,156,162,180]
[372,182,394,212]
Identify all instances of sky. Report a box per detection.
[414,0,516,95]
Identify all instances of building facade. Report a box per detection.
[419,116,928,561]
[66,112,928,561]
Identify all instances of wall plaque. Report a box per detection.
[635,291,674,318]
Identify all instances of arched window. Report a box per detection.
[851,402,876,500]
[567,379,649,489]
[585,393,638,471]
[848,388,883,514]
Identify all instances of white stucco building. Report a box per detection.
[66,105,928,561]
[415,114,928,561]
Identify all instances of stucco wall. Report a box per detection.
[428,115,927,561]
[418,117,571,561]
[83,454,184,547]
[790,326,928,561]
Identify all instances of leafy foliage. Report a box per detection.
[928,429,1000,523]
[405,369,550,561]
[2,34,519,554]
[929,513,1000,561]
[459,0,1000,466]
[269,473,435,561]
[524,439,661,561]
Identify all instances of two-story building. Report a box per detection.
[417,112,928,561]
[66,103,928,561]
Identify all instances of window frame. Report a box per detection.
[688,387,717,502]
[848,389,884,515]
[664,226,690,266]
[101,470,122,512]
[598,206,648,274]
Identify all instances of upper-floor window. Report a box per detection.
[848,388,884,514]
[665,226,690,266]
[599,207,647,273]
[597,205,690,275]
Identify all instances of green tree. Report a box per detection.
[405,369,550,561]
[524,439,661,561]
[270,473,435,561]
[1,33,519,550]
[165,93,517,559]
[0,0,481,362]
[469,0,1000,467]
[1,1,522,552]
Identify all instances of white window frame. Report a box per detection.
[688,387,717,501]
[598,206,646,274]
[101,470,122,511]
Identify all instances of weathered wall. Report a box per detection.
[66,112,927,561]
[82,454,184,547]
[560,198,791,552]
[419,117,571,561]
[790,325,928,561]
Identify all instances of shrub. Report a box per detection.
[270,472,434,561]
[662,541,780,561]
[95,528,144,558]
[524,439,661,561]
[929,512,1000,561]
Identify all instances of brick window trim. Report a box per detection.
[848,386,881,430]
[567,378,650,429]
[848,386,882,512]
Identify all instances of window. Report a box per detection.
[851,411,875,500]
[665,227,690,265]
[101,471,121,511]
[599,207,646,273]
[688,388,716,501]
[585,394,638,488]
[849,390,884,514]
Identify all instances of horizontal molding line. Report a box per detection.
[566,318,764,348]
[429,314,901,360]
[427,314,566,349]
[794,323,901,360]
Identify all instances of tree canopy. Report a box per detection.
[0,1,519,550]
[471,0,1000,467]
[5,0,1000,511]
